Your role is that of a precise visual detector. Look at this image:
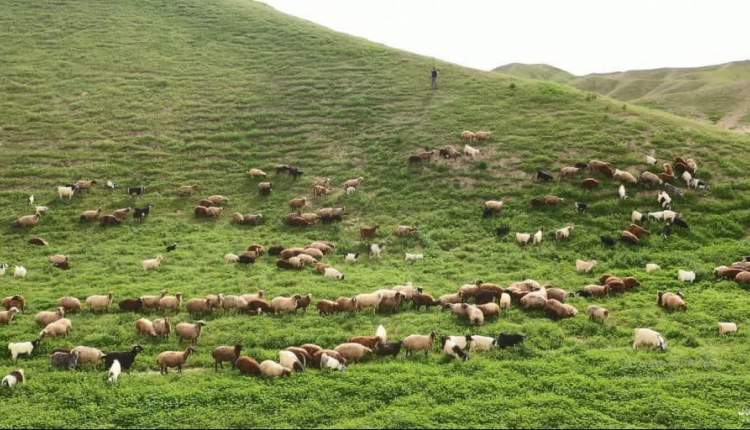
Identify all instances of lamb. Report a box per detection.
[543,298,577,319]
[57,296,83,313]
[499,293,511,310]
[463,144,480,158]
[613,169,638,184]
[213,344,243,370]
[0,306,21,325]
[646,263,661,273]
[631,210,643,224]
[142,256,164,271]
[403,332,437,357]
[236,356,262,375]
[657,191,672,210]
[248,168,267,178]
[51,350,80,370]
[260,360,292,377]
[108,360,121,384]
[49,254,70,270]
[334,343,373,362]
[369,243,385,258]
[1,369,25,388]
[576,259,597,273]
[57,186,75,199]
[618,184,628,199]
[718,322,738,336]
[658,291,687,311]
[175,321,206,344]
[35,307,64,326]
[279,350,304,372]
[80,208,102,222]
[8,340,41,362]
[86,293,114,312]
[157,346,197,374]
[586,305,609,323]
[405,253,424,262]
[336,297,359,312]
[554,224,575,241]
[633,328,667,351]
[677,270,696,283]
[71,346,105,366]
[104,345,145,371]
[270,295,301,314]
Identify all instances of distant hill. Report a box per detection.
[493,63,574,82]
[495,61,750,131]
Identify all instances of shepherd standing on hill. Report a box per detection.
[431,67,439,90]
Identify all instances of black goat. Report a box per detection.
[133,204,153,222]
[128,185,145,196]
[375,341,402,358]
[104,345,144,371]
[495,333,526,348]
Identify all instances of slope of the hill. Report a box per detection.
[493,63,574,82]
[496,61,750,131]
[2,0,750,428]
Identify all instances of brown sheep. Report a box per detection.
[403,332,437,357]
[0,307,19,324]
[620,230,640,245]
[13,214,40,228]
[316,299,339,315]
[112,207,132,220]
[589,160,615,177]
[412,291,438,310]
[49,254,70,270]
[300,344,323,358]
[99,214,122,226]
[3,295,27,312]
[270,295,301,314]
[57,296,82,313]
[360,226,379,239]
[159,293,183,313]
[177,185,200,195]
[546,288,569,302]
[141,290,167,310]
[289,197,307,209]
[580,178,601,190]
[334,343,373,362]
[627,224,650,239]
[80,208,102,222]
[578,284,609,298]
[258,182,272,195]
[348,336,382,349]
[235,356,261,376]
[336,297,359,312]
[311,349,347,368]
[29,237,49,246]
[157,346,197,374]
[186,298,212,314]
[246,299,272,315]
[175,321,206,344]
[395,225,418,237]
[35,307,64,326]
[295,294,312,313]
[477,302,500,318]
[212,344,243,371]
[206,195,229,206]
[153,317,172,337]
[544,299,578,320]
[135,318,158,337]
[658,291,687,311]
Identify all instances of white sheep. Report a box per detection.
[57,186,75,199]
[633,328,667,351]
[662,210,678,223]
[648,211,665,222]
[576,259,598,273]
[631,210,643,224]
[224,253,239,264]
[345,253,359,263]
[35,206,49,216]
[404,253,424,262]
[555,225,574,241]
[645,154,657,165]
[468,335,496,352]
[677,270,696,283]
[646,263,661,273]
[346,186,356,195]
[533,229,543,245]
[142,256,164,271]
[499,293,511,310]
[463,144,480,158]
[107,360,121,384]
[515,233,531,245]
[260,360,291,377]
[279,350,303,372]
[353,292,382,311]
[442,338,469,360]
[8,341,39,362]
[13,266,27,279]
[718,322,737,336]
[618,184,627,200]
[376,325,387,343]
[369,243,384,258]
[323,267,344,280]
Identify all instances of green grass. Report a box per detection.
[2,0,750,428]
[495,61,750,131]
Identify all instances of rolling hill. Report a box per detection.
[494,61,750,131]
[2,0,750,428]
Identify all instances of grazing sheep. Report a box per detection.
[640,171,662,187]
[718,322,738,336]
[55,296,81,313]
[270,296,301,314]
[577,285,609,298]
[213,345,243,371]
[633,328,667,351]
[377,293,403,314]
[40,318,72,338]
[658,291,687,311]
[1,369,25,388]
[600,235,616,247]
[463,144,480,158]
[405,253,424,262]
[555,224,575,241]
[258,182,273,195]
[104,345,144,371]
[51,350,80,370]
[515,232,532,246]
[645,153,657,165]
[545,288,569,303]
[560,166,580,178]
[345,186,356,195]
[646,263,661,273]
[288,197,307,209]
[112,207,132,220]
[221,295,247,311]
[477,302,500,319]
[35,307,64,326]
[8,340,41,362]
[586,305,609,323]
[135,318,158,337]
[175,321,206,344]
[236,356,262,376]
[677,270,695,283]
[13,214,41,228]
[495,224,511,236]
[402,332,437,357]
[157,293,183,313]
[185,299,212,315]
[248,168,267,178]
[336,297,359,312]
[71,346,105,366]
[354,293,382,312]
[295,294,312,313]
[576,259,597,273]
[140,290,167,310]
[627,224,650,239]
[157,346,197,374]
[464,304,484,325]
[80,208,102,222]
[474,131,491,141]
[260,360,292,377]
[12,266,27,279]
[620,230,640,245]
[99,215,122,226]
[177,185,200,195]
[537,170,554,182]
[224,253,239,264]
[86,294,114,313]
[279,350,304,372]
[28,237,48,246]
[442,338,469,361]
[580,178,601,190]
[531,195,565,207]
[614,169,638,184]
[482,200,505,218]
[369,243,385,258]
[461,130,476,141]
[316,299,339,315]
[532,229,544,244]
[545,299,578,320]
[0,307,20,324]
[57,186,75,199]
[499,293,511,310]
[334,343,373,362]
[153,318,171,337]
[142,256,164,271]
[589,160,615,177]
[412,290,438,311]
[395,225,418,237]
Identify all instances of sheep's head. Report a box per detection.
[57,307,65,316]
[132,345,144,354]
[195,320,207,327]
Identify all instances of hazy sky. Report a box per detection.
[260,0,749,75]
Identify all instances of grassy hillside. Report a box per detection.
[496,61,750,131]
[2,0,750,428]
[493,63,574,83]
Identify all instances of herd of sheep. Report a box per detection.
[1,133,745,389]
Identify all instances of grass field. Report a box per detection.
[2,0,750,428]
[495,61,750,131]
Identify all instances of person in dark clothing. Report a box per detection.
[431,67,439,89]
